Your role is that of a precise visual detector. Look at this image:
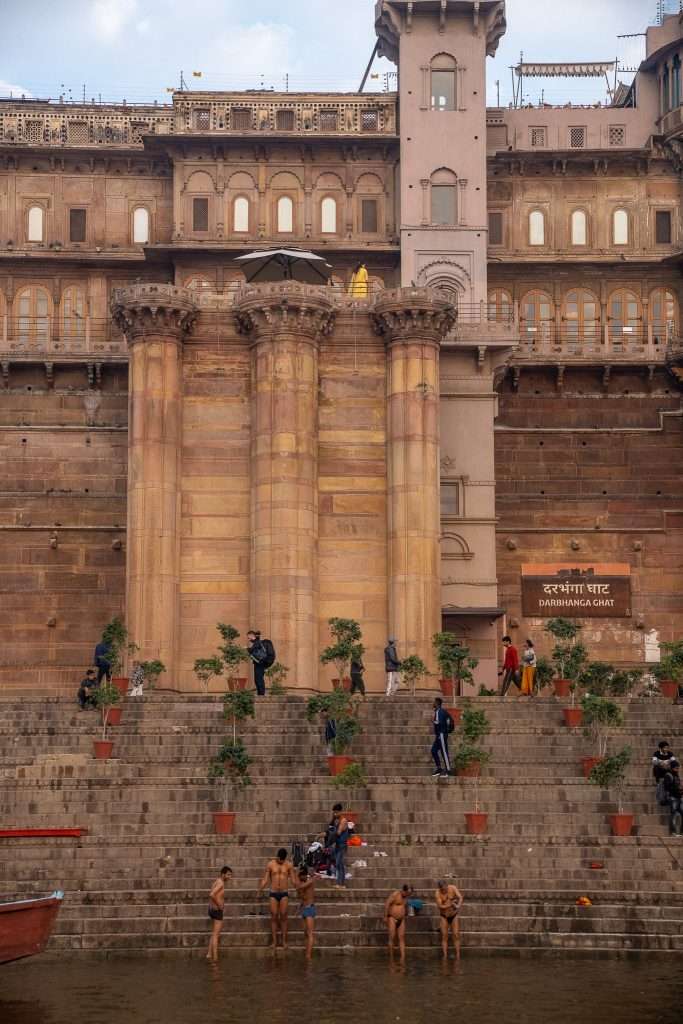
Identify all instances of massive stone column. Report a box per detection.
[235,283,336,688]
[111,284,197,677]
[373,288,456,669]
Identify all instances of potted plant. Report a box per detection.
[432,633,478,698]
[140,659,166,692]
[544,618,587,699]
[306,690,361,776]
[534,656,555,697]
[464,773,489,834]
[400,654,430,696]
[454,705,491,778]
[265,661,289,696]
[588,747,633,836]
[652,643,683,700]
[581,694,624,778]
[102,616,138,695]
[193,656,224,695]
[217,623,250,691]
[320,617,362,690]
[209,689,256,834]
[331,761,368,826]
[93,679,120,759]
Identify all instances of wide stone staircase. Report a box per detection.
[0,694,681,956]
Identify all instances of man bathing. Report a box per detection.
[435,879,464,960]
[258,848,298,949]
[295,866,317,959]
[206,865,232,962]
[384,884,411,960]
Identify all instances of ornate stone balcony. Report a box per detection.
[0,101,173,148]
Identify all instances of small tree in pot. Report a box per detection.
[588,746,633,835]
[533,657,555,696]
[400,654,430,696]
[140,659,166,692]
[581,694,624,778]
[652,642,683,700]
[454,705,491,778]
[194,656,224,695]
[208,688,255,835]
[265,661,289,696]
[331,761,368,827]
[306,689,361,775]
[102,616,138,695]
[321,618,362,690]
[432,633,478,698]
[217,623,250,691]
[544,618,587,699]
[93,679,121,759]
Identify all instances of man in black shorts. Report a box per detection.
[435,879,464,960]
[206,865,232,962]
[258,848,298,949]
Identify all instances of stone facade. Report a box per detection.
[1,1,682,692]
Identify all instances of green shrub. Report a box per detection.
[331,762,368,789]
[461,705,490,744]
[209,739,252,807]
[320,618,362,683]
[582,694,624,757]
[193,656,224,694]
[452,742,491,771]
[401,654,430,695]
[588,746,631,813]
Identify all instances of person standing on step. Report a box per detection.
[93,635,112,685]
[350,647,366,697]
[128,660,145,697]
[384,885,411,961]
[435,879,464,960]
[206,865,232,962]
[247,630,275,697]
[431,697,453,777]
[295,865,317,959]
[384,637,401,697]
[330,803,350,888]
[520,639,536,697]
[499,635,520,696]
[258,848,298,950]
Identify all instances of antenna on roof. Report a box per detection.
[358,40,380,93]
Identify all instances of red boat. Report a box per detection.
[0,891,63,965]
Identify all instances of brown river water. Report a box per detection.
[0,955,680,1024]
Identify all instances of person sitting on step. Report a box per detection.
[77,668,98,710]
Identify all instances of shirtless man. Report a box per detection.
[384,884,411,960]
[295,866,316,959]
[435,878,464,960]
[258,848,298,949]
[206,865,232,962]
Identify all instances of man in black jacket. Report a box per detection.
[247,630,275,696]
[431,697,452,777]
[384,637,401,697]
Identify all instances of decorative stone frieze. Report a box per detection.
[372,287,456,345]
[234,282,337,341]
[111,284,198,344]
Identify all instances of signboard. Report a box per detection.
[521,563,631,619]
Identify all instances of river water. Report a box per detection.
[1,956,680,1024]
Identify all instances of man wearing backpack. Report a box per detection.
[247,629,276,696]
[431,697,453,777]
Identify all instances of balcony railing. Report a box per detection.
[517,323,673,361]
[0,102,174,148]
[0,317,127,359]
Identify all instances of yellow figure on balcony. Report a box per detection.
[348,263,369,299]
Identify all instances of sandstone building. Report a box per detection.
[1,0,682,694]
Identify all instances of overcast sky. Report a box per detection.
[0,0,655,107]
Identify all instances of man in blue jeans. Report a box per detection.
[331,803,350,889]
[431,697,452,777]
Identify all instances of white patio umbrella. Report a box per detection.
[234,248,333,284]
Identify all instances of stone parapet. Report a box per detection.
[111,284,198,344]
[234,282,337,342]
[372,287,456,346]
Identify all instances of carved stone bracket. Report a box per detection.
[371,287,456,344]
[110,283,198,344]
[234,282,337,341]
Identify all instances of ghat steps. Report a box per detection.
[0,694,681,956]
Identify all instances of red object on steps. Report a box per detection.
[0,829,88,838]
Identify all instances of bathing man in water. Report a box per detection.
[206,865,232,962]
[435,879,464,960]
[295,865,317,959]
[258,848,298,949]
[384,884,411,960]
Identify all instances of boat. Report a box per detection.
[0,891,63,965]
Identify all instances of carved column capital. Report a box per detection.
[234,282,337,341]
[111,283,198,344]
[372,287,456,345]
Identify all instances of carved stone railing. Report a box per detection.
[0,101,173,148]
[0,316,127,361]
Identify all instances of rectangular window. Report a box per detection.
[232,108,252,130]
[193,197,209,232]
[431,185,456,226]
[530,127,546,148]
[608,125,625,147]
[275,109,295,131]
[431,70,456,111]
[361,199,378,234]
[319,110,339,131]
[69,208,86,243]
[195,109,210,130]
[656,210,672,244]
[360,109,379,132]
[488,211,503,246]
[569,126,586,149]
[440,482,459,518]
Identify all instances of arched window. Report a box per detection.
[321,196,337,234]
[563,289,599,345]
[27,206,44,243]
[608,289,642,343]
[570,210,587,246]
[650,288,677,343]
[15,286,50,345]
[431,53,457,111]
[613,208,629,245]
[233,196,249,233]
[529,210,546,246]
[61,286,86,343]
[430,168,457,226]
[521,290,553,344]
[132,207,149,245]
[488,288,513,322]
[277,195,294,233]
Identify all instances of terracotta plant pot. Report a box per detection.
[464,812,488,835]
[327,755,354,776]
[112,676,129,696]
[563,707,583,728]
[553,678,571,698]
[445,707,462,725]
[458,762,481,779]
[106,707,122,726]
[332,678,352,692]
[227,678,247,692]
[440,679,455,698]
[582,756,603,779]
[93,739,113,760]
[213,811,236,835]
[609,813,634,837]
[658,680,679,700]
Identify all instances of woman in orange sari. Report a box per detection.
[520,639,536,696]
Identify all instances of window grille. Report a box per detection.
[530,127,546,148]
[569,126,586,149]
[69,208,86,243]
[319,110,339,132]
[193,198,209,232]
[195,109,211,130]
[361,199,378,233]
[231,108,252,130]
[608,125,625,146]
[276,110,295,131]
[67,121,89,144]
[656,210,672,244]
[360,109,379,132]
[26,120,43,143]
[488,211,503,245]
